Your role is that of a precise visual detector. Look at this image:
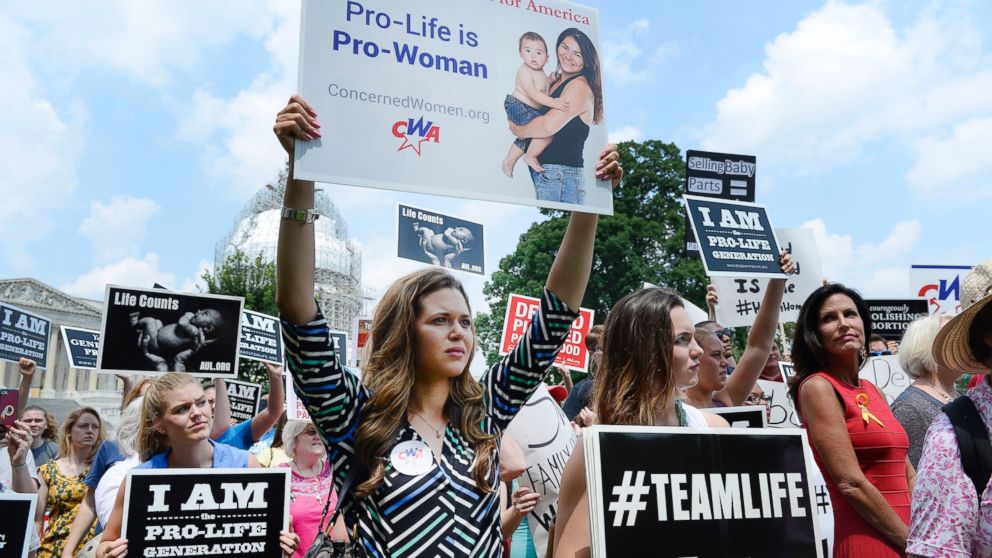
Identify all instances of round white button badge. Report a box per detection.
[389,440,436,476]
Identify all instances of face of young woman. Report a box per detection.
[817,294,865,359]
[69,413,100,449]
[293,424,325,459]
[670,307,702,389]
[21,409,47,440]
[762,343,781,377]
[413,288,474,380]
[557,35,585,75]
[157,383,211,445]
[696,334,728,391]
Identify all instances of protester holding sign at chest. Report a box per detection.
[686,252,794,409]
[274,95,621,557]
[789,284,914,557]
[96,373,300,558]
[552,287,729,557]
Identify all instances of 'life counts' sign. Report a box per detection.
[0,302,51,369]
[584,425,822,558]
[684,196,785,279]
[122,468,289,558]
[910,264,973,315]
[225,379,262,423]
[712,228,824,327]
[684,150,756,254]
[498,293,594,372]
[60,326,101,370]
[865,300,929,341]
[397,204,485,275]
[238,310,284,365]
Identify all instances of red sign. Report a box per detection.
[498,294,595,372]
[350,317,373,368]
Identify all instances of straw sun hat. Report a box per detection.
[932,260,992,373]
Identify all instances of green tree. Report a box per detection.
[475,140,709,366]
[202,249,278,388]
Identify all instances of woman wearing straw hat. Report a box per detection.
[907,262,992,558]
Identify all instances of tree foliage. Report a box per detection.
[475,140,709,366]
[202,249,278,388]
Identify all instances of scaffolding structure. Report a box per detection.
[215,172,363,333]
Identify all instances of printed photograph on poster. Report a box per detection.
[122,468,289,558]
[238,309,284,365]
[498,293,594,372]
[329,330,348,367]
[865,300,929,341]
[684,195,785,279]
[708,405,767,428]
[910,264,973,315]
[0,302,51,369]
[712,228,823,328]
[0,492,37,558]
[225,379,262,423]
[684,150,756,253]
[294,0,613,215]
[396,204,486,275]
[350,317,372,368]
[60,326,101,370]
[97,285,244,377]
[584,425,822,558]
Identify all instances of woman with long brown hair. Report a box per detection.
[273,95,621,556]
[35,407,105,558]
[551,287,730,557]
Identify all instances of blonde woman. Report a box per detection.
[36,407,105,558]
[96,373,300,558]
[273,95,621,555]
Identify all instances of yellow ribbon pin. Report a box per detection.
[855,392,884,428]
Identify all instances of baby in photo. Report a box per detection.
[502,31,568,177]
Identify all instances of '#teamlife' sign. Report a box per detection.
[0,302,51,369]
[122,468,290,558]
[238,310,284,365]
[60,326,101,370]
[584,425,822,558]
[498,293,594,372]
[397,204,486,275]
[683,196,786,279]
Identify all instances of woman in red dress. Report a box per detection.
[788,284,914,557]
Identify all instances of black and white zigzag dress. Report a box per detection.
[283,288,577,558]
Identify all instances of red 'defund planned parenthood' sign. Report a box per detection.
[498,293,594,372]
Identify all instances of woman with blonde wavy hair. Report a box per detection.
[273,95,621,556]
[551,287,729,557]
[35,407,105,558]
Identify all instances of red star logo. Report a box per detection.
[397,134,430,156]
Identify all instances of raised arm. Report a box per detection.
[716,252,793,406]
[210,378,232,439]
[17,358,35,417]
[250,363,285,441]
[61,488,97,558]
[274,95,321,326]
[509,79,591,140]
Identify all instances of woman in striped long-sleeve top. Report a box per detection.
[272,95,622,558]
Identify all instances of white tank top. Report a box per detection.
[682,402,709,427]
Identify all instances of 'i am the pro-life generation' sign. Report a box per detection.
[0,302,51,369]
[225,379,262,424]
[684,196,785,279]
[60,326,101,369]
[684,150,756,254]
[238,310,284,365]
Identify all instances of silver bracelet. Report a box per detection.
[281,206,320,224]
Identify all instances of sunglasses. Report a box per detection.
[869,351,892,356]
[745,393,772,404]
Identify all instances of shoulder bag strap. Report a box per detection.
[942,396,992,496]
[319,455,367,533]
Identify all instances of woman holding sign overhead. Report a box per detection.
[788,284,914,557]
[273,94,621,556]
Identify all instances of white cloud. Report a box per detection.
[801,218,921,297]
[608,126,644,144]
[701,1,992,189]
[179,259,213,293]
[906,116,992,192]
[78,196,160,264]
[61,253,177,299]
[601,19,672,87]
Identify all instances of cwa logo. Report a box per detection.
[392,117,440,155]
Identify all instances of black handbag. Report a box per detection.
[303,458,366,558]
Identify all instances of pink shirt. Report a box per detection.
[907,379,992,558]
[280,460,337,558]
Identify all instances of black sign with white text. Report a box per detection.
[684,196,785,279]
[0,492,36,558]
[122,468,289,558]
[0,302,51,369]
[238,310,283,365]
[329,330,348,367]
[60,326,100,369]
[226,380,262,423]
[865,300,930,341]
[397,204,485,275]
[708,405,767,429]
[685,150,756,254]
[585,426,821,558]
[98,285,244,377]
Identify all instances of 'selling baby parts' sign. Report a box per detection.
[295,0,612,214]
[499,293,594,372]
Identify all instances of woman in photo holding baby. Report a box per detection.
[508,28,604,205]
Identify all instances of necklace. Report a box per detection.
[915,379,955,403]
[409,409,445,440]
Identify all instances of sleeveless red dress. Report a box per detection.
[798,372,910,558]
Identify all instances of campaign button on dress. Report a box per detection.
[389,440,435,476]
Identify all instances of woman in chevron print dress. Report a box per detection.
[273,95,622,558]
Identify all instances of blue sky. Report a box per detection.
[3,0,990,319]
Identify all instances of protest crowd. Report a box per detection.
[3,5,991,558]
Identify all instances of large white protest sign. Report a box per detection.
[506,384,576,557]
[859,355,911,405]
[295,0,612,214]
[758,379,802,429]
[713,228,823,328]
[910,264,973,315]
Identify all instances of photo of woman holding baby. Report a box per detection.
[506,27,604,205]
